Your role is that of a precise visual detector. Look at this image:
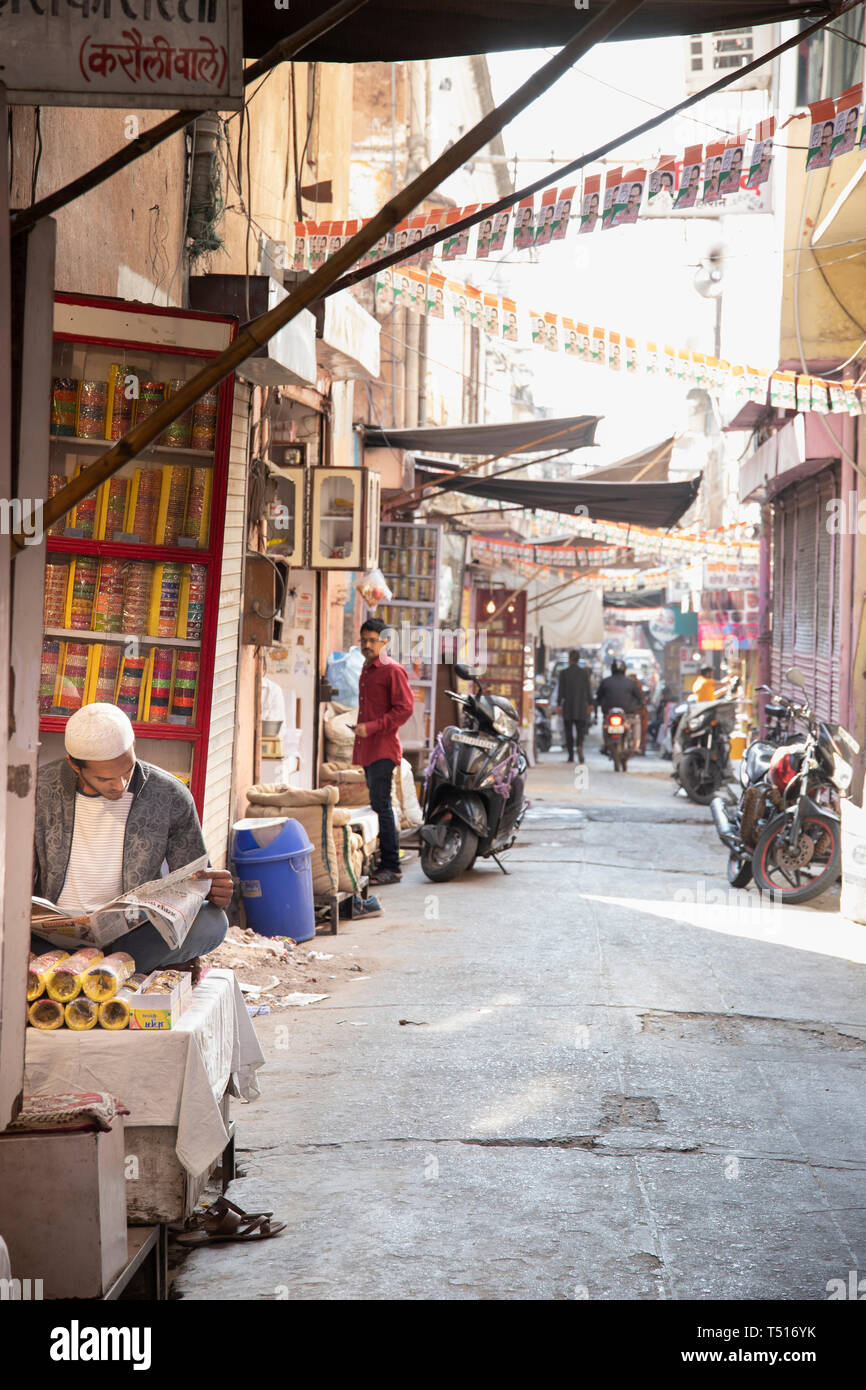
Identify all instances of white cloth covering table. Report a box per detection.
[24,969,264,1177]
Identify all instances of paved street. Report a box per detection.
[176,734,866,1301]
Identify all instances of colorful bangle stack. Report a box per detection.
[163,379,193,448]
[148,647,174,722]
[121,561,153,632]
[182,466,210,546]
[39,640,61,714]
[190,387,218,451]
[71,464,99,538]
[43,559,70,627]
[46,473,70,537]
[92,559,126,633]
[170,649,198,723]
[106,365,138,441]
[129,468,161,544]
[91,646,122,704]
[56,642,90,713]
[155,562,183,638]
[116,656,148,720]
[184,564,207,640]
[136,380,167,428]
[101,476,129,540]
[51,378,79,437]
[68,557,99,631]
[76,380,108,439]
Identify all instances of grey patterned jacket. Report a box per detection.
[34,758,207,904]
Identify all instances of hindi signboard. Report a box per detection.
[0,0,243,109]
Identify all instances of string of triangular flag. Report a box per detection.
[371,262,865,416]
[290,83,863,273]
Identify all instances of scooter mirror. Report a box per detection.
[455,664,478,682]
[785,667,806,688]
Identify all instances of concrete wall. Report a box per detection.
[9,59,354,304]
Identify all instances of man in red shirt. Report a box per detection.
[353,617,416,885]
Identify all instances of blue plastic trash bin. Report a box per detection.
[231,817,316,942]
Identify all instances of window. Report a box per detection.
[796,11,864,107]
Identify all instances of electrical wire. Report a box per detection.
[30,106,42,205]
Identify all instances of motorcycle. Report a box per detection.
[534,696,553,754]
[711,667,858,903]
[710,687,805,888]
[603,706,637,772]
[419,662,528,883]
[673,677,739,804]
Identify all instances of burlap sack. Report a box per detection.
[322,702,357,764]
[320,762,370,808]
[333,809,363,894]
[390,758,423,829]
[244,786,339,894]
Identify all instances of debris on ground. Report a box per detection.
[203,925,370,1008]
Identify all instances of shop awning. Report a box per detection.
[243,3,827,62]
[365,414,599,456]
[428,472,702,528]
[578,437,675,483]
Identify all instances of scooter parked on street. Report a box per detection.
[672,677,740,804]
[710,668,858,902]
[419,663,528,882]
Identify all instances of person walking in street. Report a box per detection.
[556,649,594,763]
[354,617,415,886]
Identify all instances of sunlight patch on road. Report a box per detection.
[584,892,866,965]
[425,993,523,1035]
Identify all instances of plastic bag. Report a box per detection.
[355,567,391,609]
[326,647,364,705]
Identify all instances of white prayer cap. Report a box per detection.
[65,703,135,761]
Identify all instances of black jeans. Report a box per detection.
[365,758,399,872]
[563,718,587,759]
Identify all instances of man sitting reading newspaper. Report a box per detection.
[32,704,231,980]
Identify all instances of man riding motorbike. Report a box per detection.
[596,659,644,764]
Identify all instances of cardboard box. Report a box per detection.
[128,969,192,1031]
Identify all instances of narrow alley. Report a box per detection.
[176,739,866,1302]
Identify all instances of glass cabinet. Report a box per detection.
[309,466,380,570]
[41,294,237,811]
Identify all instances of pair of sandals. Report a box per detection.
[173,1196,286,1245]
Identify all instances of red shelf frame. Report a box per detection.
[42,294,239,815]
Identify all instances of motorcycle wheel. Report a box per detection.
[420,824,479,883]
[752,810,841,904]
[679,750,723,805]
[726,851,753,888]
[612,746,622,772]
[536,727,552,754]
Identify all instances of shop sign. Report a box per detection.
[0,0,243,109]
[702,560,759,590]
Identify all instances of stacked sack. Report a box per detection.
[245,784,362,897]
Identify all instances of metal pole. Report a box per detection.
[10,0,372,239]
[14,0,645,552]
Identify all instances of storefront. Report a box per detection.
[740,412,855,726]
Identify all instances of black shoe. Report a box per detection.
[370,869,402,886]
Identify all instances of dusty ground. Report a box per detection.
[203,925,374,1011]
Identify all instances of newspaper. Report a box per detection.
[31,855,212,952]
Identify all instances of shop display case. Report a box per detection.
[40,294,237,814]
[310,466,380,570]
[265,463,305,564]
[378,522,442,752]
[470,587,528,723]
